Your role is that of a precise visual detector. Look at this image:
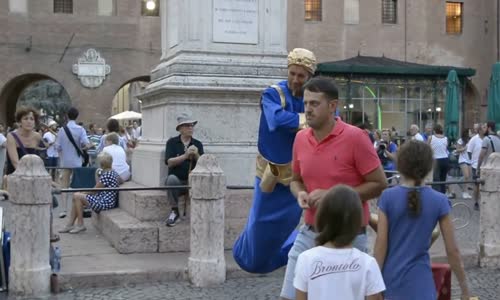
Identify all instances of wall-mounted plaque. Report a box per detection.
[213,0,258,44]
[72,49,111,89]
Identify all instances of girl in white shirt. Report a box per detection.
[455,129,472,199]
[427,124,449,194]
[293,185,385,300]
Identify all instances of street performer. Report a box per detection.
[233,48,316,273]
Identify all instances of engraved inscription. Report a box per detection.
[213,0,258,44]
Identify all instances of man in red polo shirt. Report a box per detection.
[280,78,387,300]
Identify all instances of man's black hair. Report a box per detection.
[67,107,79,120]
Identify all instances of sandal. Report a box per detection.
[50,234,60,243]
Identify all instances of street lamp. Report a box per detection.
[146,0,156,11]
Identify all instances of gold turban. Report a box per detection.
[287,48,317,74]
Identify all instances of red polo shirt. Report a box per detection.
[292,118,381,226]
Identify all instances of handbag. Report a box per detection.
[62,126,89,167]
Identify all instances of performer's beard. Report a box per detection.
[291,87,304,98]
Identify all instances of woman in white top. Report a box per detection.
[102,132,130,183]
[427,124,449,194]
[455,129,472,199]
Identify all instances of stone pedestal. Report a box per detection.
[479,153,500,267]
[132,0,288,187]
[188,155,226,287]
[7,155,52,296]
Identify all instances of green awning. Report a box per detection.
[317,55,476,77]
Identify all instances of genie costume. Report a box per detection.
[233,48,316,274]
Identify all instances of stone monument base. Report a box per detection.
[92,182,252,254]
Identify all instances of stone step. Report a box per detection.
[92,208,159,253]
[118,182,171,222]
[94,188,253,254]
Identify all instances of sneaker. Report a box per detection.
[165,210,180,227]
[446,192,456,199]
[69,225,86,234]
[462,192,472,199]
[59,211,67,218]
[59,225,74,233]
[474,202,480,211]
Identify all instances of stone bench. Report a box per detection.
[92,182,252,254]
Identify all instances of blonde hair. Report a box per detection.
[105,132,120,145]
[97,152,113,169]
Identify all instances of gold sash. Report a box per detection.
[255,154,293,193]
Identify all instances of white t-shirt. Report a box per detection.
[456,138,470,164]
[467,134,483,169]
[429,135,449,159]
[103,144,130,178]
[0,133,6,148]
[412,133,424,141]
[43,131,59,158]
[294,246,385,300]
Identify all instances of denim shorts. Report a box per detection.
[279,225,368,299]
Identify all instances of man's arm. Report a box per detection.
[290,172,310,209]
[164,139,188,168]
[167,154,188,168]
[354,166,387,202]
[477,148,487,171]
[477,137,490,171]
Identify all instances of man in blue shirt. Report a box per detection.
[233,48,316,273]
[55,107,91,218]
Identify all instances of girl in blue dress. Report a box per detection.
[374,140,470,300]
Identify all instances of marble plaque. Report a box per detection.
[212,0,258,44]
[72,48,111,89]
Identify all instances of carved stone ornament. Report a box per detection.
[72,48,111,88]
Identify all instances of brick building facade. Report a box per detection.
[0,0,497,128]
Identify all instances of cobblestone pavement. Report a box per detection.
[2,267,496,300]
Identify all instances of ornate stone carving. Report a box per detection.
[72,48,111,88]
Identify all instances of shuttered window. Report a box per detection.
[382,0,397,24]
[54,0,73,14]
[446,2,463,34]
[305,0,322,21]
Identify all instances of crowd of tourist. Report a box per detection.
[1,48,499,300]
[0,107,141,237]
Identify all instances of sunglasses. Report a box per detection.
[182,123,195,128]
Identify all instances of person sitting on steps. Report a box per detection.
[164,113,204,227]
[59,152,119,234]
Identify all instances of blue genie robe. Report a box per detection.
[233,80,303,273]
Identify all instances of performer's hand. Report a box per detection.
[309,189,328,207]
[297,191,310,209]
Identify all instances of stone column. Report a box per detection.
[133,0,288,187]
[7,155,52,296]
[188,154,226,287]
[479,153,500,267]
